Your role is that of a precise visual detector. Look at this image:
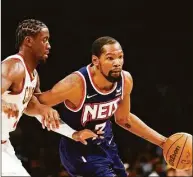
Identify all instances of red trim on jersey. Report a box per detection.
[13,121,18,128]
[64,71,86,112]
[1,140,7,144]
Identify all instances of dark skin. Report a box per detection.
[2,27,60,130]
[38,42,167,147]
[2,27,101,143]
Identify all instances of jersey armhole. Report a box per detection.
[63,71,87,112]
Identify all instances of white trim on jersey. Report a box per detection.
[121,71,124,100]
[86,64,117,95]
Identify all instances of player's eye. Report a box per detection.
[43,37,48,43]
[107,57,113,60]
[119,55,123,59]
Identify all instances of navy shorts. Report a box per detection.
[59,137,127,177]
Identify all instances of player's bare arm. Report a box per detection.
[2,59,25,118]
[24,73,60,130]
[37,73,103,144]
[37,72,83,107]
[114,71,167,148]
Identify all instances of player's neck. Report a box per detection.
[18,49,38,72]
[90,66,114,91]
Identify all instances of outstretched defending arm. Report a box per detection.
[35,73,102,144]
[36,73,82,106]
[114,71,167,148]
[24,73,60,130]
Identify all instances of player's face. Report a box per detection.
[98,42,124,83]
[31,27,51,61]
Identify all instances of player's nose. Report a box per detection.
[47,42,51,50]
[113,58,121,67]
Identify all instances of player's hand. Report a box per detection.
[92,130,105,140]
[39,105,60,131]
[2,100,19,118]
[160,137,168,149]
[72,129,102,145]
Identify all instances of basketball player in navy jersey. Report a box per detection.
[38,36,167,177]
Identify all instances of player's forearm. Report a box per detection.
[116,113,167,148]
[24,95,42,116]
[35,91,60,107]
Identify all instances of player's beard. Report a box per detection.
[38,54,48,64]
[99,64,121,83]
[37,59,46,65]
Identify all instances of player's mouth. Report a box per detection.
[112,69,121,73]
[45,50,50,55]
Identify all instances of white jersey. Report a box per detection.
[2,54,38,140]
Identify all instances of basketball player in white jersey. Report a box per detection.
[1,19,99,176]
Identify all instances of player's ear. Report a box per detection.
[92,55,99,66]
[23,36,33,47]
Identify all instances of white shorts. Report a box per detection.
[1,139,30,176]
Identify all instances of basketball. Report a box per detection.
[163,132,192,170]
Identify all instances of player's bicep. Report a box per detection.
[114,93,131,122]
[1,59,24,94]
[38,73,81,106]
[114,70,133,122]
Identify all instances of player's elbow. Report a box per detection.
[115,113,132,126]
[37,91,53,106]
[115,116,128,126]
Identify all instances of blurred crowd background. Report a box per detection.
[2,0,193,176]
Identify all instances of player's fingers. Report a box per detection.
[86,131,98,139]
[99,136,104,139]
[10,104,18,118]
[53,111,60,129]
[9,108,16,118]
[7,111,11,118]
[80,139,87,145]
[96,130,104,135]
[14,105,19,118]
[41,116,45,129]
[4,105,12,118]
[48,112,56,130]
[44,115,51,131]
[53,110,60,129]
[96,131,104,139]
[92,137,97,140]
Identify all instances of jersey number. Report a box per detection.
[95,122,106,132]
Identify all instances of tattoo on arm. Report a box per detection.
[124,123,131,129]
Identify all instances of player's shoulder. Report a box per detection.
[60,72,84,88]
[122,70,133,93]
[2,56,25,78]
[122,70,133,84]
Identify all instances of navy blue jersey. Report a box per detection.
[60,64,125,144]
[59,64,127,177]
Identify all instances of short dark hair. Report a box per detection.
[91,36,120,57]
[15,19,47,50]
